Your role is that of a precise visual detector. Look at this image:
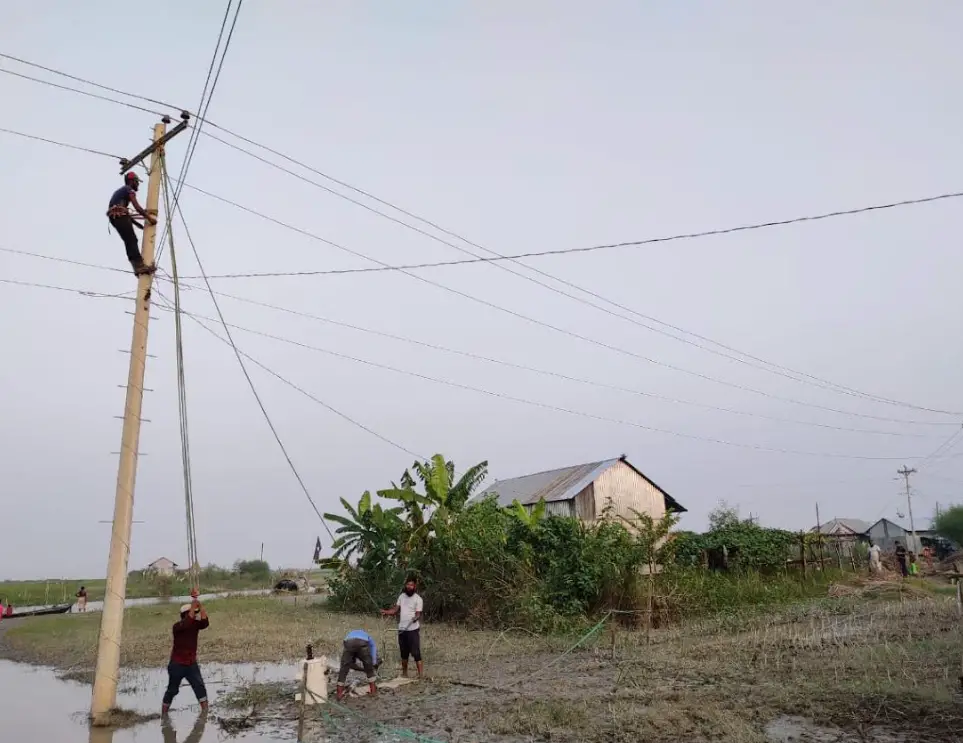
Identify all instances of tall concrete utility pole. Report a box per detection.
[897,466,918,554]
[90,113,189,725]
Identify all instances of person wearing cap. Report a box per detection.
[162,592,209,715]
[106,171,157,276]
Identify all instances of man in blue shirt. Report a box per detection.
[336,629,379,701]
[106,171,157,276]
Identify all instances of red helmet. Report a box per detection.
[125,171,141,191]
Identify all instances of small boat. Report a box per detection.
[9,603,73,618]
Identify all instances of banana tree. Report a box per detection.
[378,454,489,548]
[510,497,547,528]
[322,491,403,569]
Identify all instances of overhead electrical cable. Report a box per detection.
[0,126,120,159]
[193,129,963,416]
[157,0,243,265]
[159,162,418,532]
[154,300,923,462]
[0,66,170,118]
[181,182,961,423]
[1,60,958,414]
[160,161,200,590]
[0,276,134,300]
[3,245,950,432]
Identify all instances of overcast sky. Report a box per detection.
[1,2,961,581]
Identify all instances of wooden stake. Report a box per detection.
[297,661,308,742]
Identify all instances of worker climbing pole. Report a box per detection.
[90,112,190,727]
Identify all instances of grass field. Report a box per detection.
[2,586,961,742]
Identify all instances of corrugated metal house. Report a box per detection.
[810,518,871,557]
[473,456,685,524]
[867,518,922,554]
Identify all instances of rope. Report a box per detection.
[160,154,200,593]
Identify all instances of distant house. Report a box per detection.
[473,456,685,525]
[813,518,871,538]
[146,557,179,576]
[810,518,872,557]
[813,518,926,554]
[867,518,923,554]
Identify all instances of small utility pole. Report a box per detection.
[260,542,264,562]
[90,113,188,725]
[897,466,918,554]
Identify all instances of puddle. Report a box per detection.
[0,659,290,742]
[0,658,411,742]
[765,715,911,742]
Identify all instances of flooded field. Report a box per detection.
[0,660,284,742]
[0,594,960,742]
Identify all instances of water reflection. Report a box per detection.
[162,712,208,743]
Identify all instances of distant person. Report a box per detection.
[381,578,424,679]
[868,542,882,574]
[908,552,920,576]
[4,601,13,617]
[76,586,87,612]
[106,171,157,276]
[162,591,209,715]
[895,541,909,577]
[336,629,379,701]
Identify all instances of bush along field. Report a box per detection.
[322,455,852,631]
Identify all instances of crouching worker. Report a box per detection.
[336,629,379,701]
[107,171,157,276]
[162,596,209,715]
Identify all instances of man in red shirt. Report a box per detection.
[162,594,209,714]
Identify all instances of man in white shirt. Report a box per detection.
[381,578,424,678]
[868,542,882,574]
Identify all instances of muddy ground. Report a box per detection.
[213,595,963,743]
[3,592,962,742]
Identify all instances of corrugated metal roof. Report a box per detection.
[473,457,685,513]
[813,518,871,535]
[477,459,614,507]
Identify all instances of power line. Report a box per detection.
[157,0,244,266]
[159,160,418,535]
[0,66,169,118]
[0,52,185,112]
[2,63,958,414]
[182,181,962,423]
[3,245,950,432]
[195,127,963,416]
[165,281,945,436]
[159,299,925,461]
[0,276,134,300]
[0,126,119,159]
[172,186,962,279]
[0,246,130,275]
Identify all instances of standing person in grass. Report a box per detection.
[895,541,909,578]
[381,578,424,678]
[75,586,87,612]
[162,590,209,715]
